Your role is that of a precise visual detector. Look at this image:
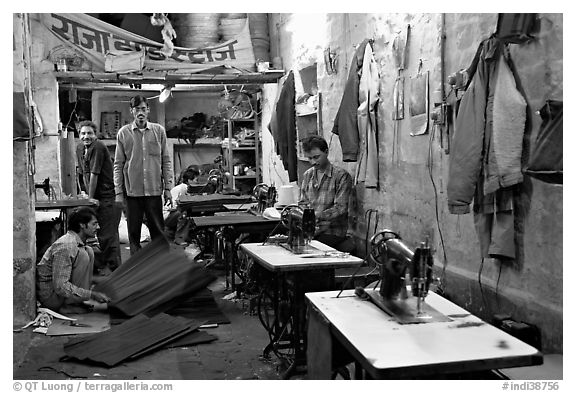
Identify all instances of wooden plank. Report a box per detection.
[55,70,285,85]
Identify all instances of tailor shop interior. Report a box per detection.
[13,13,562,380]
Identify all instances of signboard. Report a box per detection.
[41,13,256,74]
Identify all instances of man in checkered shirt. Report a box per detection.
[299,135,353,251]
[36,207,111,313]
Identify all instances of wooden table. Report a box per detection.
[305,289,543,379]
[240,241,364,378]
[223,203,257,211]
[177,194,253,215]
[191,213,281,291]
[35,199,97,233]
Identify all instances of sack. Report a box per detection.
[523,100,562,184]
[495,13,538,44]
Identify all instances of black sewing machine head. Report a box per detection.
[280,205,315,254]
[368,230,434,300]
[365,230,446,323]
[35,177,53,199]
[252,183,277,214]
[207,168,229,193]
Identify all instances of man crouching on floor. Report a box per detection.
[36,207,111,313]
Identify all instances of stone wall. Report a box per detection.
[265,13,563,353]
[13,13,37,323]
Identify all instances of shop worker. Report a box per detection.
[76,120,121,273]
[164,167,200,246]
[36,207,111,313]
[114,95,174,255]
[299,135,353,251]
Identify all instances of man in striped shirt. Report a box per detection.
[36,207,111,313]
[114,95,174,255]
[299,135,353,251]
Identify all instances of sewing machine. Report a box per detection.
[35,177,55,201]
[361,230,450,324]
[279,205,316,254]
[252,183,277,214]
[205,168,231,194]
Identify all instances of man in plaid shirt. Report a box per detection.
[299,135,353,251]
[36,207,111,313]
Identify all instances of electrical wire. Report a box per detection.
[478,257,488,313]
[427,122,449,292]
[63,99,79,132]
[496,261,503,312]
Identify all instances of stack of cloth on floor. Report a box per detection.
[61,239,228,367]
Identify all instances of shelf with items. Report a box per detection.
[222,115,261,194]
[295,63,322,163]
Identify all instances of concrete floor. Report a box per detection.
[13,240,291,380]
[13,242,562,381]
[13,266,286,380]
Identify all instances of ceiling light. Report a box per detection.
[159,86,172,103]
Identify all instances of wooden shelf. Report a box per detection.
[233,175,257,179]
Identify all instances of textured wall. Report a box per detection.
[13,14,37,322]
[266,13,563,352]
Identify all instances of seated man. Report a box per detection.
[299,135,354,252]
[36,207,111,313]
[164,167,200,246]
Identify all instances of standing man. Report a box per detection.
[76,120,121,272]
[299,135,353,251]
[36,207,111,313]
[114,95,174,254]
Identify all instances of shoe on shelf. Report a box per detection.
[174,240,189,247]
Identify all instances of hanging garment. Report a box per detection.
[473,179,517,260]
[331,39,370,162]
[484,54,527,194]
[448,37,526,214]
[355,41,380,188]
[268,71,298,182]
[524,100,563,184]
[447,37,528,261]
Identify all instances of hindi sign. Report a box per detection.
[41,13,256,73]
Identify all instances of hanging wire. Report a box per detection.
[427,119,449,292]
[478,257,488,313]
[496,261,503,312]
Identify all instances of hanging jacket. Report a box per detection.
[447,37,526,214]
[331,39,369,162]
[268,71,298,182]
[356,41,380,188]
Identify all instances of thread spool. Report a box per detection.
[277,185,297,206]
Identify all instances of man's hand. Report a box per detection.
[115,194,124,204]
[163,189,173,208]
[91,291,111,303]
[88,198,100,207]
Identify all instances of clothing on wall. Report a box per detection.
[523,100,563,184]
[355,41,380,188]
[447,37,528,260]
[268,71,298,182]
[13,92,31,141]
[331,39,370,162]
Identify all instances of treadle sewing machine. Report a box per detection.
[279,205,317,254]
[360,229,451,324]
[206,168,229,194]
[252,183,277,214]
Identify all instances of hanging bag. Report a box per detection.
[523,100,563,184]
